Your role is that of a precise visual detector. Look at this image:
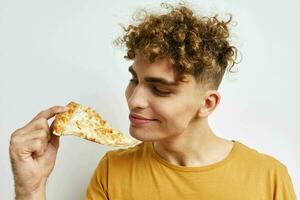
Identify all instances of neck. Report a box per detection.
[153,118,233,167]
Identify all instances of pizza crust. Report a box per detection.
[52,101,140,147]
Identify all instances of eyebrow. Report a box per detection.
[128,66,179,86]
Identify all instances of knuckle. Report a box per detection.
[40,129,49,138]
[36,117,48,126]
[39,110,47,116]
[48,106,58,113]
[37,117,46,123]
[33,139,43,149]
[9,134,21,154]
[34,112,44,120]
[12,127,23,135]
[9,140,16,152]
[52,105,61,110]
[9,143,18,154]
[10,132,20,144]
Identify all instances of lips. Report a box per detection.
[129,113,154,120]
[129,113,157,125]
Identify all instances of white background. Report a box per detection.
[1,0,299,199]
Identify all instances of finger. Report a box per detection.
[21,118,51,135]
[26,128,51,141]
[49,133,60,149]
[18,129,51,146]
[49,121,60,148]
[49,121,55,133]
[27,138,48,157]
[10,132,48,160]
[33,105,69,121]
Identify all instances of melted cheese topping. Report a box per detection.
[56,103,139,146]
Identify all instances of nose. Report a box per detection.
[127,85,149,110]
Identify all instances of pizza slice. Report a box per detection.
[52,101,140,147]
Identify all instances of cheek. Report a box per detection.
[153,99,197,133]
[125,84,132,100]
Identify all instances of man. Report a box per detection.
[9,3,296,200]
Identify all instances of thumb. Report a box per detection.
[50,134,60,149]
[49,121,60,148]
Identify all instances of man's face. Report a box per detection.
[125,54,206,142]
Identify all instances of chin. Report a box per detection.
[129,126,160,142]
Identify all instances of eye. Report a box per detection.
[129,78,171,97]
[151,86,172,96]
[129,78,138,84]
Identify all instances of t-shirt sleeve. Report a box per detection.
[85,153,109,200]
[273,164,297,200]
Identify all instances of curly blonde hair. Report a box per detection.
[116,3,238,89]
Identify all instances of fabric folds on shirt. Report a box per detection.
[85,140,297,200]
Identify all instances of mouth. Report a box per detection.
[129,114,157,125]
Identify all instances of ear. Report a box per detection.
[197,90,221,118]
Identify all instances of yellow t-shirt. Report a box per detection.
[85,140,297,200]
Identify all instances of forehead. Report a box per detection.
[132,54,174,78]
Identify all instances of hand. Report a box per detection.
[9,106,68,199]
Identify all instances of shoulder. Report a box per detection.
[235,141,288,172]
[234,141,296,198]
